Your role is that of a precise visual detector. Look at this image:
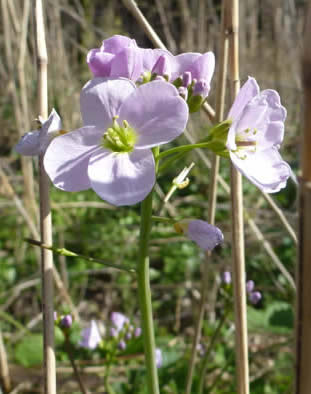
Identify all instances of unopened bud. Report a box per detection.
[249,291,262,305]
[60,314,73,328]
[246,280,255,293]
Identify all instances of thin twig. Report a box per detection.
[35,1,56,393]
[228,0,249,392]
[185,2,229,392]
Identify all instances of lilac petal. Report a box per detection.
[227,77,260,122]
[80,320,101,350]
[110,47,144,81]
[141,48,172,72]
[88,148,155,206]
[230,147,291,193]
[171,52,201,80]
[111,312,129,332]
[87,49,114,77]
[39,108,62,152]
[15,130,40,156]
[80,78,136,128]
[187,52,215,84]
[187,220,224,251]
[155,348,163,368]
[119,81,188,149]
[44,126,103,192]
[101,35,137,53]
[246,280,255,293]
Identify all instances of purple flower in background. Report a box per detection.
[222,271,232,285]
[155,348,163,368]
[15,109,64,156]
[111,312,129,333]
[79,320,101,350]
[246,280,255,294]
[109,327,118,338]
[226,77,291,193]
[134,327,142,337]
[174,219,224,251]
[249,291,262,305]
[118,340,126,351]
[44,78,188,206]
[60,314,73,328]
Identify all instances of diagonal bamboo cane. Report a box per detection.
[35,1,56,392]
[228,1,249,392]
[185,2,229,392]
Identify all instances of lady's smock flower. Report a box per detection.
[15,109,63,155]
[44,78,188,206]
[79,320,101,350]
[111,312,129,333]
[226,77,291,193]
[174,219,224,251]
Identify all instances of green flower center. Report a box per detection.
[102,116,137,153]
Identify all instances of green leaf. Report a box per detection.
[14,334,43,367]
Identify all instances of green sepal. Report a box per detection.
[188,95,204,113]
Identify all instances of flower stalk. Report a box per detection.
[137,190,160,394]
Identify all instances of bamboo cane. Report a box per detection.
[295,2,311,393]
[35,1,56,392]
[228,1,249,392]
[0,329,11,393]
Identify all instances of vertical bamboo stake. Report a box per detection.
[0,329,11,393]
[35,1,56,393]
[296,3,311,393]
[185,2,229,392]
[228,1,249,393]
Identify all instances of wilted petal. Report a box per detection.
[187,220,224,251]
[44,126,103,192]
[15,130,40,156]
[110,47,143,81]
[119,81,188,149]
[230,147,291,193]
[88,148,155,206]
[79,320,101,350]
[80,78,136,128]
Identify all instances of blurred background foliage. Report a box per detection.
[0,0,304,392]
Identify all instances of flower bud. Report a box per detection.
[178,86,188,101]
[118,340,126,350]
[134,327,142,337]
[222,271,231,285]
[249,291,262,305]
[151,55,171,80]
[126,332,132,340]
[155,348,163,368]
[182,71,192,87]
[110,327,118,338]
[60,314,73,328]
[246,280,255,294]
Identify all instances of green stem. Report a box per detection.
[25,238,136,274]
[137,191,160,394]
[197,309,229,394]
[157,140,213,161]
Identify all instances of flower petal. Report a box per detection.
[171,52,201,80]
[80,78,136,128]
[230,147,291,193]
[227,77,260,122]
[88,148,155,206]
[39,108,63,152]
[118,81,188,149]
[44,126,103,192]
[87,49,114,77]
[101,35,137,53]
[187,52,215,84]
[110,47,143,81]
[187,220,224,251]
[15,130,40,156]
